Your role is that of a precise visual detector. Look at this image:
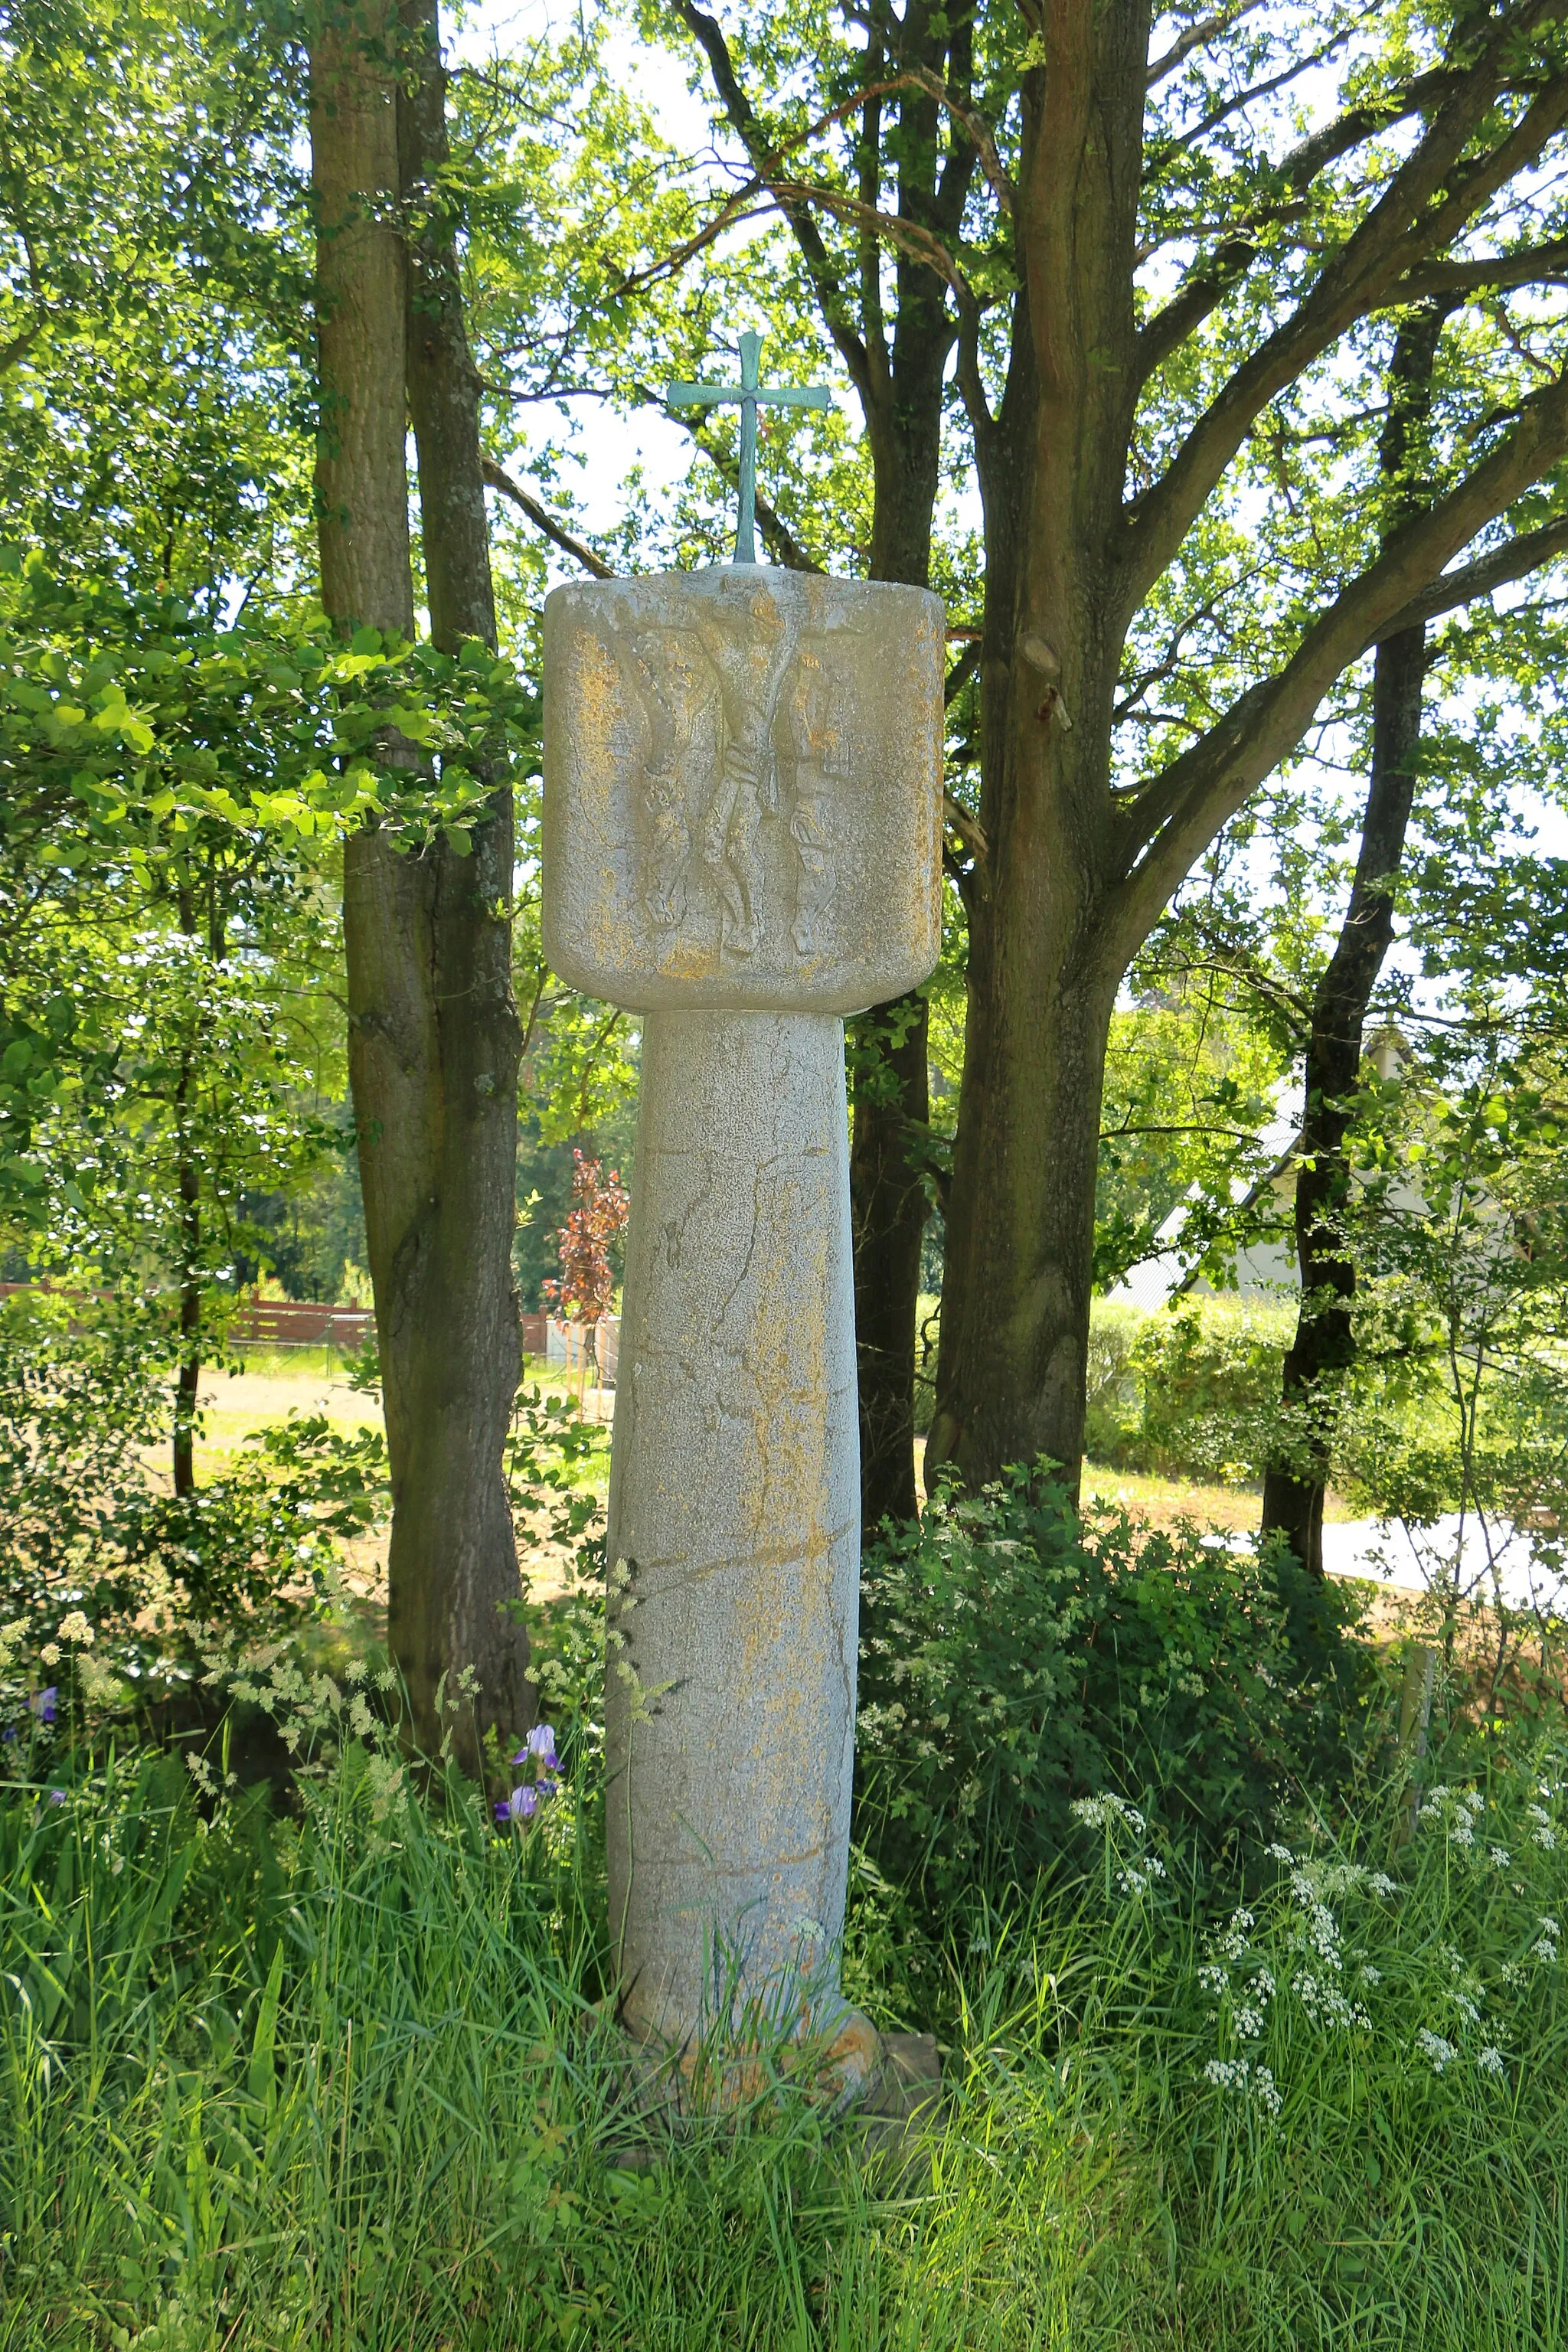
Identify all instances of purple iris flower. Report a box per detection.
[495,1783,540,1825]
[511,1723,560,1775]
[46,1789,66,1806]
[28,1687,57,1726]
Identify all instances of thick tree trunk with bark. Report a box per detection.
[929,6,1151,1498]
[848,67,969,1537]
[850,990,930,1527]
[851,282,951,1532]
[926,5,1568,1499]
[389,0,532,1758]
[312,0,530,1770]
[1261,313,1444,1576]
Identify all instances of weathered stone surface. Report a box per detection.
[541,558,944,2092]
[606,1008,860,2056]
[543,566,944,1014]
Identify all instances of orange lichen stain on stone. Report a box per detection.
[569,629,622,766]
[655,933,724,984]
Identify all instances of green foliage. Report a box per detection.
[1097,998,1290,1292]
[1129,1297,1296,1481]
[7,1643,1567,2349]
[0,1287,390,1713]
[855,1465,1371,1916]
[1081,1296,1294,1481]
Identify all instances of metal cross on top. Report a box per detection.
[668,332,830,566]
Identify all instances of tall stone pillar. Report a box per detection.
[543,561,943,2101]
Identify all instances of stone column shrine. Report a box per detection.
[541,358,944,2100]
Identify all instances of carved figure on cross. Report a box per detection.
[668,332,830,565]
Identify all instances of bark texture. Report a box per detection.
[311,0,530,1769]
[926,2,1568,1496]
[390,0,531,1758]
[928,3,1150,1501]
[1260,312,1445,1576]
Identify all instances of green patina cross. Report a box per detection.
[668,332,829,566]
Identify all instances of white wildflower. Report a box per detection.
[1367,1872,1399,1897]
[1417,2030,1457,2074]
[1360,1963,1383,1987]
[1216,1906,1256,1961]
[39,1643,60,1667]
[1197,1962,1230,1994]
[57,1612,93,1648]
[1202,2058,1280,2117]
[77,1654,122,1707]
[1233,2002,1266,2040]
[1295,1971,1369,2029]
[1116,1858,1167,1897]
[1489,1847,1511,1870]
[1477,2045,1505,2078]
[1265,1841,1296,1864]
[1070,1793,1146,1834]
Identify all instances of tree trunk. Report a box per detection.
[1260,316,1444,1575]
[172,1073,201,1499]
[929,10,1149,1499]
[388,0,532,1760]
[850,991,929,1529]
[170,879,215,1499]
[313,2,528,1769]
[849,217,952,1537]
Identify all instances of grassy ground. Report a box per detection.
[7,1690,1566,2351]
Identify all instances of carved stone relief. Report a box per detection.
[619,599,854,968]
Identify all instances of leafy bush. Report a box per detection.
[1082,1298,1145,1461]
[854,1465,1371,1913]
[0,1287,387,1722]
[1081,1295,1294,1478]
[1131,1296,1294,1479]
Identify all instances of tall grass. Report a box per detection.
[5,1708,1566,2349]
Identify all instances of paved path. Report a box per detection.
[1317,1514,1566,1616]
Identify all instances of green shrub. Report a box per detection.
[854,1465,1371,1916]
[1080,1295,1295,1478]
[1083,1298,1146,1461]
[1131,1297,1294,1479]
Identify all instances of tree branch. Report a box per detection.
[1146,0,1268,87]
[1123,13,1568,612]
[769,178,975,302]
[1112,363,1568,956]
[1376,511,1568,637]
[667,0,872,397]
[1390,233,1568,302]
[944,790,988,861]
[482,457,615,577]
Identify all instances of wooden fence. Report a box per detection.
[0,1285,615,1379]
